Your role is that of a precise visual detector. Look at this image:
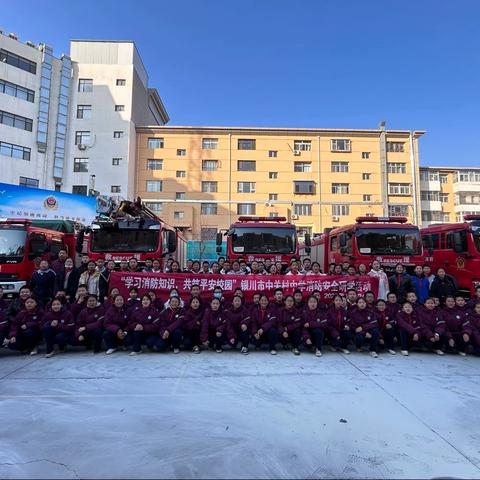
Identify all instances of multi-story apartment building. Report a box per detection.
[420,166,480,226]
[136,125,425,240]
[0,31,168,195]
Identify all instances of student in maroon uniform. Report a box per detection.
[293,289,305,312]
[127,294,160,355]
[249,292,261,317]
[125,287,141,315]
[386,292,401,321]
[70,285,89,319]
[468,286,480,311]
[103,295,129,355]
[279,295,304,355]
[326,295,351,354]
[417,298,446,355]
[7,297,44,355]
[397,302,422,356]
[375,299,396,355]
[345,289,358,313]
[302,295,328,357]
[251,294,279,355]
[0,307,8,348]
[42,298,76,357]
[226,295,251,355]
[270,288,285,318]
[442,296,472,356]
[182,297,204,353]
[470,302,480,354]
[150,296,184,353]
[200,298,227,353]
[364,291,376,312]
[103,288,120,312]
[406,291,421,311]
[350,297,381,358]
[75,295,105,353]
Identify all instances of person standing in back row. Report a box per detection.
[388,264,413,303]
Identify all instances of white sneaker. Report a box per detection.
[315,349,322,357]
[401,350,409,356]
[241,347,249,355]
[45,351,55,358]
[341,348,350,355]
[388,349,396,355]
[459,351,467,356]
[215,348,223,353]
[129,351,140,356]
[270,349,277,355]
[293,348,300,355]
[106,348,116,355]
[435,349,444,356]
[2,338,9,347]
[193,345,200,354]
[30,347,38,356]
[173,348,180,354]
[370,351,378,358]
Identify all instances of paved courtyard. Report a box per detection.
[1,348,479,479]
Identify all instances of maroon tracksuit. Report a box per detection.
[200,308,227,349]
[326,306,351,346]
[279,306,303,348]
[70,299,88,319]
[42,309,75,353]
[182,307,204,349]
[302,307,328,350]
[226,305,251,345]
[9,307,44,351]
[350,308,380,352]
[375,309,396,350]
[442,306,472,352]
[75,304,105,352]
[128,306,160,352]
[470,311,480,349]
[417,307,446,340]
[0,310,8,343]
[397,311,422,351]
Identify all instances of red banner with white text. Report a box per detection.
[110,273,379,302]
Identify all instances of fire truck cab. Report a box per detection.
[301,216,423,273]
[217,216,307,266]
[0,219,76,297]
[421,214,480,295]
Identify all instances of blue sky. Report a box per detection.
[3,0,479,167]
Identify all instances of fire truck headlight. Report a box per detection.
[149,225,160,230]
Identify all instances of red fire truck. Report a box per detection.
[421,214,480,295]
[217,216,308,266]
[300,216,424,273]
[0,219,77,297]
[76,199,187,269]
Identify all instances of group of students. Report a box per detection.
[2,276,480,358]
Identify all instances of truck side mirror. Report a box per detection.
[216,246,222,254]
[453,231,464,253]
[216,232,223,246]
[167,230,177,253]
[304,233,311,247]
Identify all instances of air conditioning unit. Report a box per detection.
[293,149,301,156]
[291,214,299,220]
[264,202,272,207]
[332,215,340,222]
[78,144,87,150]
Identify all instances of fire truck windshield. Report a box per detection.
[0,228,26,257]
[472,224,480,252]
[356,227,422,255]
[91,229,159,253]
[231,227,296,254]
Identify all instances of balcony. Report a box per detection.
[420,179,440,192]
[421,200,442,212]
[453,182,480,193]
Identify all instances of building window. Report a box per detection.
[388,162,407,174]
[269,150,278,157]
[422,211,441,222]
[176,170,186,178]
[145,202,162,214]
[19,176,39,188]
[455,171,480,183]
[332,183,349,194]
[442,213,450,222]
[420,171,429,182]
[269,193,278,201]
[75,131,91,146]
[116,79,126,86]
[76,105,92,119]
[294,181,316,194]
[297,226,313,237]
[439,174,448,184]
[269,212,280,218]
[429,172,439,181]
[238,139,256,150]
[0,48,37,74]
[73,158,89,172]
[294,162,312,173]
[0,110,33,131]
[332,205,349,216]
[175,192,186,200]
[202,138,218,149]
[147,159,163,170]
[331,161,349,173]
[113,131,124,138]
[78,79,93,92]
[294,204,312,216]
[293,140,312,151]
[237,203,256,215]
[363,194,371,202]
[177,149,186,156]
[269,172,278,179]
[112,158,121,166]
[202,160,218,171]
[115,105,125,112]
[72,185,88,195]
[201,227,217,240]
[386,142,405,153]
[421,191,440,201]
[111,185,121,193]
[146,180,162,192]
[0,141,31,161]
[362,152,370,159]
[389,183,411,195]
[174,211,185,219]
[237,182,256,193]
[201,203,217,215]
[389,204,409,216]
[439,193,449,203]
[362,173,371,180]
[238,160,256,171]
[0,79,35,102]
[202,181,218,193]
[148,137,164,149]
[331,139,351,152]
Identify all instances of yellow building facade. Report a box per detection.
[135,126,425,240]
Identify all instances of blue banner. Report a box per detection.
[0,182,97,225]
